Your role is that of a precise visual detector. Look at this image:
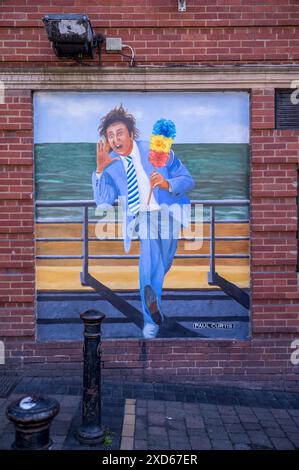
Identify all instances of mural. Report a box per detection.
[34,91,250,341]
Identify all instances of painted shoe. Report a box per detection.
[142,322,159,339]
[144,285,163,325]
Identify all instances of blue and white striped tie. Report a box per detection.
[125,155,140,215]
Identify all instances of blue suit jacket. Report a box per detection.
[92,140,195,252]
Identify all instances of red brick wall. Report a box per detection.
[1,1,299,66]
[251,90,299,339]
[4,339,298,391]
[0,89,35,341]
[0,1,299,389]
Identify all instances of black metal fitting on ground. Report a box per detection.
[77,309,105,445]
[6,394,60,450]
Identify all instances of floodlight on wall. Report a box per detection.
[42,14,105,61]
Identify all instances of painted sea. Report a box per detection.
[35,143,249,222]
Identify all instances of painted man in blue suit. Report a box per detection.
[92,105,195,338]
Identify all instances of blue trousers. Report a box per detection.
[134,210,180,325]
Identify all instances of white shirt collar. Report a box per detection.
[120,140,139,168]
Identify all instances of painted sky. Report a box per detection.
[34,91,249,144]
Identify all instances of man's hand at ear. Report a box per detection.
[96,140,119,173]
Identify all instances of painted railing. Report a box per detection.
[35,199,250,283]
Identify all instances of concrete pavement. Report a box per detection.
[0,376,298,450]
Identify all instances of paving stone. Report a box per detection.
[234,406,252,414]
[264,427,286,438]
[234,443,251,450]
[201,411,221,419]
[169,440,191,450]
[2,378,299,452]
[204,417,224,426]
[242,422,263,431]
[56,413,73,422]
[166,402,184,411]
[166,419,186,431]
[122,424,135,438]
[147,443,169,450]
[218,406,237,415]
[221,415,241,424]
[0,399,7,409]
[208,430,229,441]
[165,407,185,419]
[183,403,200,413]
[205,424,225,435]
[137,399,148,407]
[168,430,188,441]
[236,415,259,423]
[251,408,273,419]
[260,420,281,429]
[148,434,169,447]
[135,416,147,431]
[271,438,295,450]
[134,429,147,440]
[186,428,209,438]
[200,404,218,412]
[3,423,15,433]
[190,437,212,450]
[51,424,71,436]
[59,405,78,414]
[126,399,136,406]
[148,426,168,438]
[291,416,299,426]
[52,436,66,444]
[270,409,291,419]
[275,417,297,426]
[211,439,234,450]
[123,414,135,427]
[225,423,245,433]
[0,432,14,450]
[285,432,299,448]
[121,437,134,450]
[186,416,205,428]
[147,400,165,413]
[228,433,251,444]
[134,439,147,450]
[236,409,255,417]
[136,407,147,417]
[60,395,80,406]
[51,444,62,450]
[148,413,167,426]
[149,442,170,450]
[247,431,273,448]
[277,423,298,433]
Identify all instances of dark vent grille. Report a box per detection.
[276,89,299,130]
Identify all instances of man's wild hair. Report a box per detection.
[99,104,140,139]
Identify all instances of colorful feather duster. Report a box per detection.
[147,119,176,204]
